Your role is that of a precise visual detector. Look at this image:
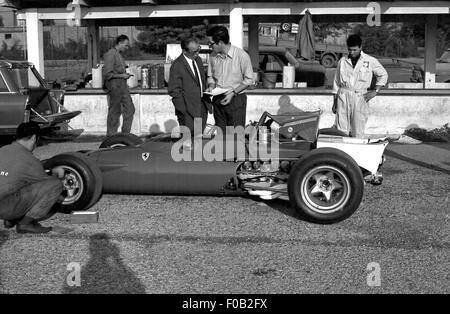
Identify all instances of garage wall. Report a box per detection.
[64,91,450,136]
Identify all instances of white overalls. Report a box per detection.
[332,51,388,137]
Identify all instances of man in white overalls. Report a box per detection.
[332,35,388,138]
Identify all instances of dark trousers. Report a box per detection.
[107,88,135,136]
[175,102,208,137]
[0,179,63,221]
[213,93,247,133]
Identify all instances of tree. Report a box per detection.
[314,23,348,42]
[354,21,450,59]
[0,39,25,60]
[352,23,419,58]
[136,24,208,55]
[436,22,450,57]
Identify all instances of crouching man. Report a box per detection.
[0,122,64,234]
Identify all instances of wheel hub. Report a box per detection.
[311,173,342,202]
[301,166,351,214]
[56,166,84,205]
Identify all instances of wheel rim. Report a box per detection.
[56,165,84,205]
[300,165,350,214]
[322,56,335,68]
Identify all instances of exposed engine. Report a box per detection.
[237,160,293,201]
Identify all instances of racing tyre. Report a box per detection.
[288,148,364,224]
[43,152,103,212]
[99,133,142,148]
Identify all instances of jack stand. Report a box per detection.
[68,211,99,224]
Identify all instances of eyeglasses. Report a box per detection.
[208,41,217,48]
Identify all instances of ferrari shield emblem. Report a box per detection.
[142,152,150,161]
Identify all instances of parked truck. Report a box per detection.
[314,42,348,68]
[279,22,348,68]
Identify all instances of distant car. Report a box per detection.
[409,49,450,83]
[0,60,81,138]
[258,46,326,87]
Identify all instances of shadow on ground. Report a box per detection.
[63,233,146,294]
[259,197,329,225]
[385,147,450,175]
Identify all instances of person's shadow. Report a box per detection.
[276,95,304,115]
[149,123,161,134]
[63,233,146,294]
[164,119,178,133]
[0,230,9,294]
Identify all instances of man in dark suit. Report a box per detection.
[168,37,212,137]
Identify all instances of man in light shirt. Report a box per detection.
[332,34,388,138]
[206,26,254,132]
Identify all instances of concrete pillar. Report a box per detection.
[87,20,100,71]
[229,6,244,49]
[248,16,259,71]
[424,14,437,88]
[25,9,44,77]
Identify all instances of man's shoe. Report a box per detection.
[16,222,52,234]
[3,219,19,229]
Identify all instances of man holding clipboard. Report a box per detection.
[206,26,254,132]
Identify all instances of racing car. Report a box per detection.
[43,111,388,224]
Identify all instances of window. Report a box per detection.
[9,67,42,89]
[260,54,282,71]
[0,73,9,92]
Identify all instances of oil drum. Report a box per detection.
[141,66,149,89]
[149,64,165,89]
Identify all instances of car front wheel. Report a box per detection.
[288,148,364,224]
[43,152,103,212]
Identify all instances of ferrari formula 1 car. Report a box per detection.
[43,111,388,224]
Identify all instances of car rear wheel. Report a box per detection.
[99,133,142,149]
[320,54,337,68]
[43,152,103,212]
[288,148,364,224]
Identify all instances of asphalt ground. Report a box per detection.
[0,141,448,294]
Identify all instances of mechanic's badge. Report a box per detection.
[142,152,150,161]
